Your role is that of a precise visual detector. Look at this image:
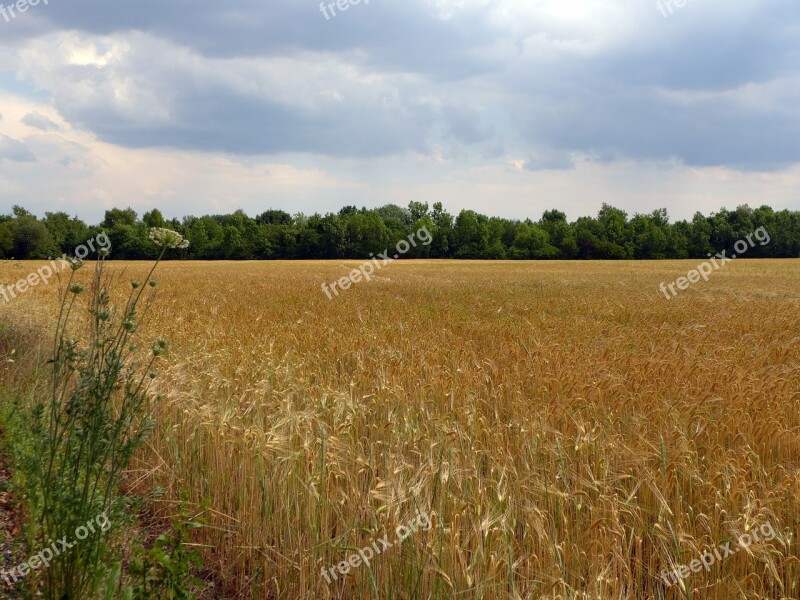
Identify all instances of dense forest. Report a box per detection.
[2,202,799,261]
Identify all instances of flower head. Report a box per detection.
[148,228,189,249]
[152,337,169,357]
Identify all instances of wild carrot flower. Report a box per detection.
[148,228,189,250]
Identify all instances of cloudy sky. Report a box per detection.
[0,0,798,223]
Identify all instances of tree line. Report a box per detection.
[2,202,799,261]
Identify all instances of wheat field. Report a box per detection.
[2,259,800,599]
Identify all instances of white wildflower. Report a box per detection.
[148,228,190,249]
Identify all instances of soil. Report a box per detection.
[0,427,24,599]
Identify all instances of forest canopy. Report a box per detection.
[1,203,799,261]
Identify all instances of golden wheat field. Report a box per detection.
[2,259,800,599]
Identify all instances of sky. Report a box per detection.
[0,0,798,224]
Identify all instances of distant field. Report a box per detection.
[2,259,800,599]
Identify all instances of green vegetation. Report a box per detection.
[2,202,799,261]
[0,230,206,599]
[126,500,205,600]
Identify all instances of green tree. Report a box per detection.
[771,210,800,258]
[596,204,632,258]
[408,201,430,222]
[454,210,489,258]
[43,212,90,254]
[684,212,713,258]
[511,222,556,259]
[377,204,409,226]
[320,214,347,259]
[10,206,54,259]
[256,210,293,226]
[102,208,138,229]
[0,218,13,258]
[539,210,576,258]
[108,223,151,259]
[143,209,166,229]
[430,203,454,258]
[630,212,668,259]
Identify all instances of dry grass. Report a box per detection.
[2,259,800,599]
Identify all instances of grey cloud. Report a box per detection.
[21,111,61,131]
[1,0,798,170]
[524,149,574,172]
[29,39,439,157]
[443,105,495,145]
[514,73,800,170]
[0,134,36,162]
